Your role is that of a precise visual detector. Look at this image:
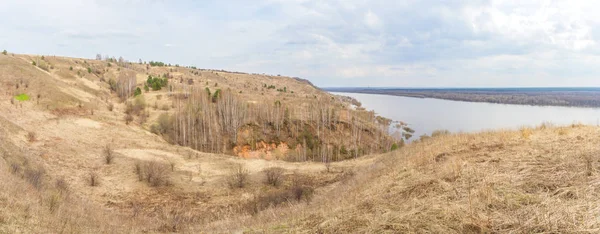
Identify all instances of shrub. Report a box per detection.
[134,87,142,96]
[55,178,69,195]
[125,114,134,124]
[431,129,450,137]
[133,160,171,186]
[27,131,36,142]
[107,78,117,92]
[87,67,92,73]
[228,165,249,189]
[152,113,171,135]
[48,192,61,214]
[246,184,314,215]
[146,75,168,91]
[145,161,171,187]
[69,66,73,71]
[134,161,144,181]
[108,102,114,111]
[25,167,45,189]
[32,61,36,66]
[390,143,399,151]
[263,167,284,187]
[89,172,99,186]
[2,50,6,55]
[103,144,114,164]
[128,95,146,115]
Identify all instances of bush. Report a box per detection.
[263,167,284,187]
[134,87,142,96]
[107,102,114,111]
[135,161,171,187]
[146,75,168,91]
[228,165,249,189]
[151,113,171,135]
[391,143,399,151]
[27,131,37,142]
[89,172,99,186]
[2,50,7,55]
[125,114,134,124]
[69,66,73,71]
[103,144,114,164]
[246,184,314,215]
[87,67,92,73]
[25,167,45,189]
[129,95,146,115]
[55,178,69,195]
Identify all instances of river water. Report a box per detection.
[330,92,600,138]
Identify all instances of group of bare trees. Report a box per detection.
[155,84,397,162]
[115,71,136,101]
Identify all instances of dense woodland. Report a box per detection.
[330,88,600,108]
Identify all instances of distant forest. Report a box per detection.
[327,87,600,108]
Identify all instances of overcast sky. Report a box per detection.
[1,0,599,87]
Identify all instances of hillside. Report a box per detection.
[220,124,600,233]
[2,52,598,233]
[0,52,396,233]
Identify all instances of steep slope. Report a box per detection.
[226,124,600,233]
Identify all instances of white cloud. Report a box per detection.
[364,10,382,29]
[0,0,599,87]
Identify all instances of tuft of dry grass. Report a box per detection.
[27,131,37,142]
[520,126,532,139]
[103,144,114,164]
[125,114,133,125]
[88,171,99,187]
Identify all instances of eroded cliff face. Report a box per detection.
[233,142,290,160]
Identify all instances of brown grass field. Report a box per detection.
[1,52,600,233]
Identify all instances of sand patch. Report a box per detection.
[74,118,102,129]
[59,86,95,102]
[117,149,182,162]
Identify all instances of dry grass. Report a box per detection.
[88,171,100,186]
[4,53,600,233]
[27,131,36,142]
[103,144,114,164]
[206,125,600,233]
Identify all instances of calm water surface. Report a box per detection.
[331,92,600,138]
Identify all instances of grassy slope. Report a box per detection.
[2,52,599,233]
[231,124,600,233]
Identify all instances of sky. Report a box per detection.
[1,0,600,87]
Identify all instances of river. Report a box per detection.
[330,92,600,139]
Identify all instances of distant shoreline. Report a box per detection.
[325,87,600,108]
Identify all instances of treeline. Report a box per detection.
[337,89,600,108]
[151,87,396,162]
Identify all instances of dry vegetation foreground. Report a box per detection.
[2,106,600,233]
